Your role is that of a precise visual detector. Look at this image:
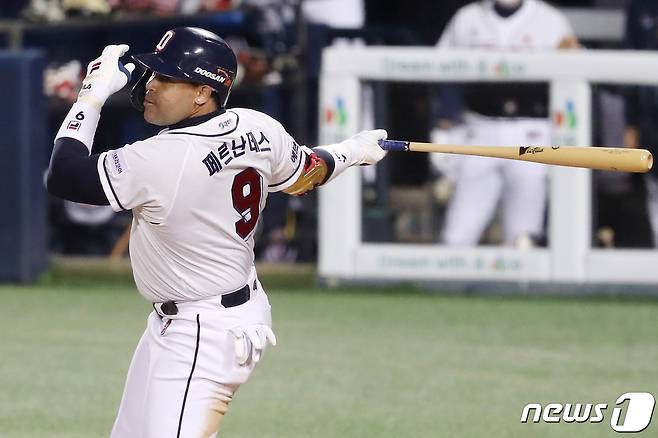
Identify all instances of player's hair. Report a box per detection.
[212,92,224,110]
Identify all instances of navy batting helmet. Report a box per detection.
[130,27,237,111]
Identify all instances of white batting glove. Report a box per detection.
[230,324,277,366]
[77,44,135,110]
[339,129,388,165]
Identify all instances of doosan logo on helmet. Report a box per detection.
[194,67,226,83]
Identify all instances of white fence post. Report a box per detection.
[318,73,361,278]
[549,80,592,282]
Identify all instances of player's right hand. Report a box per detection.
[78,44,135,110]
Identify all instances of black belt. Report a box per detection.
[154,282,253,316]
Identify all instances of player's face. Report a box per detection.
[143,73,204,126]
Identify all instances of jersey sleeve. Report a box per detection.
[266,121,306,193]
[97,136,188,222]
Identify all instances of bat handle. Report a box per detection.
[378,139,410,151]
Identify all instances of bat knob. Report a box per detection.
[378,139,410,151]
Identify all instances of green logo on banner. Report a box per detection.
[553,99,577,130]
[324,97,347,127]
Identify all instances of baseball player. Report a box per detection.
[46,27,387,437]
[436,0,578,246]
[624,0,658,246]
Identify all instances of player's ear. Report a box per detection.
[195,85,214,105]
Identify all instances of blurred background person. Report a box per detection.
[435,0,579,247]
[623,0,658,246]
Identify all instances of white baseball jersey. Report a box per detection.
[437,0,574,50]
[96,108,304,302]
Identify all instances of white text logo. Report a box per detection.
[521,392,655,433]
[194,67,226,83]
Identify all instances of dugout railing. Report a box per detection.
[318,47,658,290]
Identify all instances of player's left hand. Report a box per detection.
[78,44,135,110]
[230,324,277,365]
[342,129,388,165]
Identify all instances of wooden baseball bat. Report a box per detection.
[378,140,653,173]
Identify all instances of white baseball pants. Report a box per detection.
[442,113,550,246]
[110,272,272,438]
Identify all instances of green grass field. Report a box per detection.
[0,259,657,438]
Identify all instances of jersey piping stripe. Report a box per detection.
[102,155,126,211]
[166,111,240,137]
[177,314,201,438]
[268,150,304,189]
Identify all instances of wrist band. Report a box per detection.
[54,100,102,154]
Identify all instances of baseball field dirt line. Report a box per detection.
[0,283,656,438]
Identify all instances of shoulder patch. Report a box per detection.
[217,115,235,131]
[108,149,129,177]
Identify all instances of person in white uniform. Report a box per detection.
[46,27,387,437]
[436,0,578,246]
